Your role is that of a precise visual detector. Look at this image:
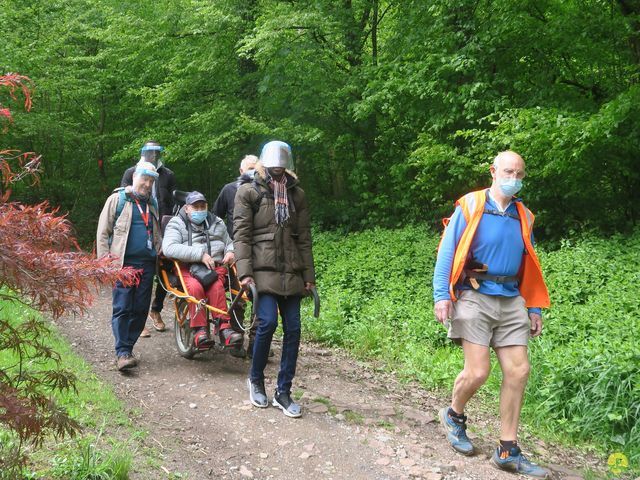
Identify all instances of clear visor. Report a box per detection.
[141,145,163,164]
[260,141,293,169]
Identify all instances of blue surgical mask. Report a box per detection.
[190,210,207,224]
[499,178,523,196]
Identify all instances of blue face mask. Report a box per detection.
[190,210,207,224]
[499,178,523,196]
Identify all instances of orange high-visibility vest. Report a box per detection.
[446,189,550,308]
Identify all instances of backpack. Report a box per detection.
[113,187,158,222]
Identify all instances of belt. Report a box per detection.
[464,270,518,284]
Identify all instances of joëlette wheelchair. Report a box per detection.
[157,190,258,359]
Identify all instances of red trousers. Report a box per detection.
[180,265,230,329]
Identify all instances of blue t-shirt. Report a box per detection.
[433,191,541,315]
[124,199,157,264]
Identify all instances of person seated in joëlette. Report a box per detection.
[162,191,243,350]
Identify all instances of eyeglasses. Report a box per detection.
[498,167,526,179]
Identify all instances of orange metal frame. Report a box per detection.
[159,259,250,328]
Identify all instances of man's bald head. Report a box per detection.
[490,150,527,199]
[492,150,524,170]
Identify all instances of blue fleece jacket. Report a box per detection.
[433,191,542,315]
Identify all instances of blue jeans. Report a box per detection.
[250,294,301,394]
[111,262,155,357]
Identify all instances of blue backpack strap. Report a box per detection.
[150,196,159,219]
[114,187,127,220]
[113,187,158,220]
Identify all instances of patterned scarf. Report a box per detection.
[270,174,290,225]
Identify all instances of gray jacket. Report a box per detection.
[162,208,233,264]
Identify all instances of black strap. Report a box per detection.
[464,270,518,283]
[483,208,520,220]
[483,190,519,220]
[252,181,273,213]
[186,218,211,256]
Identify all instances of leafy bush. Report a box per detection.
[305,225,639,469]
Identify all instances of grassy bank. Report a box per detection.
[303,225,639,475]
[0,299,144,479]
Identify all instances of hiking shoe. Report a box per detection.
[247,378,268,408]
[149,311,166,332]
[229,344,246,358]
[139,326,151,338]
[194,328,214,350]
[491,446,550,478]
[272,390,302,418]
[439,407,474,455]
[116,353,138,371]
[220,328,243,347]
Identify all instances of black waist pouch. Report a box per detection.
[189,263,218,289]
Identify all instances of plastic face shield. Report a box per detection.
[140,144,164,164]
[134,166,159,179]
[260,141,293,170]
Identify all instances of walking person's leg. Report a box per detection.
[489,296,549,478]
[439,290,494,455]
[494,345,530,441]
[490,345,548,478]
[248,294,278,408]
[440,341,490,455]
[272,295,302,417]
[451,341,491,413]
[128,263,156,352]
[112,278,135,366]
[276,295,301,394]
[149,279,167,331]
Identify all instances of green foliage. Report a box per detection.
[4,0,638,240]
[0,298,80,476]
[0,299,136,479]
[527,234,640,466]
[47,436,131,480]
[305,226,640,471]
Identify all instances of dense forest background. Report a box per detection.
[2,0,639,242]
[2,1,640,471]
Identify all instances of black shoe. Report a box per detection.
[229,344,246,358]
[272,390,302,418]
[220,328,243,347]
[247,378,268,408]
[194,328,213,350]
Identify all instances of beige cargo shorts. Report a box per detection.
[448,289,530,348]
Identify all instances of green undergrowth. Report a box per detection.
[0,300,146,479]
[302,225,639,476]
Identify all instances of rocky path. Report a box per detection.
[55,289,592,479]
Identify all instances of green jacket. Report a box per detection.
[233,168,315,296]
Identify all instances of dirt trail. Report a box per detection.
[55,289,591,479]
